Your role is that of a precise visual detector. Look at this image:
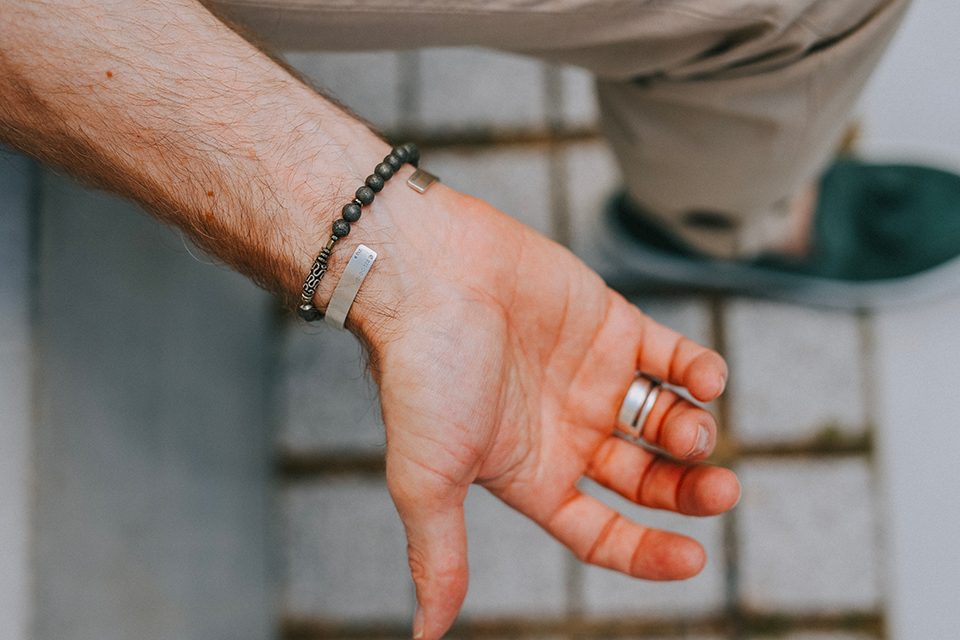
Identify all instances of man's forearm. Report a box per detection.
[0,0,409,335]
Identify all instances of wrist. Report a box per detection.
[280,134,528,357]
[307,160,424,342]
[296,168,517,356]
[284,142,443,345]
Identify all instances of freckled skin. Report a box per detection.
[105,70,113,78]
[206,190,214,197]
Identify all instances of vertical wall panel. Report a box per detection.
[859,2,960,638]
[32,172,275,640]
[0,149,36,640]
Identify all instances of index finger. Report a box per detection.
[634,311,727,402]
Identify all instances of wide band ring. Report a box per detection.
[617,373,662,439]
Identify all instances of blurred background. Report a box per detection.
[2,2,959,639]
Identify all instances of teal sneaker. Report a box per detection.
[595,158,960,309]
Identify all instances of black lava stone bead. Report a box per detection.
[365,174,385,192]
[342,202,362,222]
[402,143,420,165]
[375,162,394,180]
[332,219,351,238]
[355,185,375,204]
[392,145,409,162]
[384,153,402,170]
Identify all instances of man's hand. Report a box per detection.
[1,3,739,639]
[364,185,740,639]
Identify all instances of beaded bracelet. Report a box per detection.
[297,142,421,322]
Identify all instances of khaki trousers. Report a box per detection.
[216,0,910,257]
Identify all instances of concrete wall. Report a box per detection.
[0,150,36,640]
[27,169,276,640]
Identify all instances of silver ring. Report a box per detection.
[616,373,662,438]
[635,383,661,437]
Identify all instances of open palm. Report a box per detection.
[370,191,740,639]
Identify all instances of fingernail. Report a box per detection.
[413,605,424,639]
[689,425,710,457]
[718,372,727,395]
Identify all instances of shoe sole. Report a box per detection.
[590,206,960,310]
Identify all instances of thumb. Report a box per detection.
[387,459,470,640]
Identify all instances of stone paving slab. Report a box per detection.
[285,482,571,620]
[563,140,623,273]
[282,477,412,621]
[424,146,554,237]
[558,66,600,129]
[284,51,403,131]
[417,48,548,132]
[632,296,713,349]
[724,301,867,447]
[460,487,567,617]
[736,458,881,613]
[279,325,384,454]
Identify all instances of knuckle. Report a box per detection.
[406,544,468,598]
[406,544,429,584]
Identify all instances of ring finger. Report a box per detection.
[622,381,718,461]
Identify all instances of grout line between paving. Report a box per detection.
[548,143,572,247]
[544,66,575,256]
[563,549,583,620]
[388,126,601,150]
[280,610,885,639]
[710,296,744,640]
[857,310,879,465]
[544,64,565,130]
[264,303,292,633]
[275,439,876,483]
[858,309,890,640]
[397,51,421,131]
